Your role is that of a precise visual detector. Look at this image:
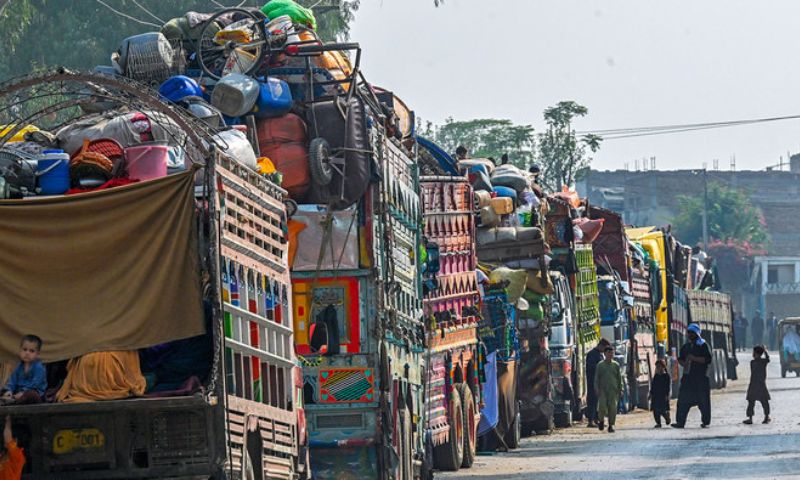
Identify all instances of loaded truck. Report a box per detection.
[516,270,557,435]
[546,272,579,427]
[0,71,308,480]
[419,174,481,472]
[545,196,601,424]
[289,127,426,479]
[589,206,635,411]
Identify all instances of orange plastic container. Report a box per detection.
[256,114,310,200]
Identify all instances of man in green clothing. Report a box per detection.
[595,346,623,433]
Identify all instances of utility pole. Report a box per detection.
[702,168,709,249]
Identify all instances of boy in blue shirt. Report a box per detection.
[0,335,46,405]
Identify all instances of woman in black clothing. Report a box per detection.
[650,359,671,427]
[743,345,771,425]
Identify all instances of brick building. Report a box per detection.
[577,166,800,317]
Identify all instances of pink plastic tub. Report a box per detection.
[124,143,168,181]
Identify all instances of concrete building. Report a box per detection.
[577,164,800,317]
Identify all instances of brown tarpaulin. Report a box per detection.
[0,170,204,362]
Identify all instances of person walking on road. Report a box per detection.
[751,311,764,348]
[595,346,623,433]
[672,323,713,429]
[743,345,771,425]
[649,359,671,428]
[733,312,746,352]
[586,338,610,428]
[737,314,749,351]
[767,312,778,350]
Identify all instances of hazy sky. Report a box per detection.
[350,1,800,172]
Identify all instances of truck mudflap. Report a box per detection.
[0,396,218,479]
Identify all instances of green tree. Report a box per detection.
[673,182,769,248]
[428,117,536,169]
[537,100,601,191]
[0,0,358,81]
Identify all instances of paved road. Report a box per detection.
[439,355,800,479]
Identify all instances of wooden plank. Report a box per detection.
[227,395,296,424]
[226,338,295,369]
[225,303,294,336]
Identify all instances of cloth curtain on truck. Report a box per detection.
[0,170,204,363]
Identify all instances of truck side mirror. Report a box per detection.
[551,303,563,320]
[622,295,634,308]
[425,241,440,275]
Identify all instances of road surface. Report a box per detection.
[439,355,800,479]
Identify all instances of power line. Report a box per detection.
[578,113,800,140]
[94,0,161,28]
[131,0,165,24]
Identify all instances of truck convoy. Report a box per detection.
[0,5,738,479]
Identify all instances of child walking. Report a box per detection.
[743,345,771,425]
[595,346,623,433]
[0,335,46,405]
[649,359,671,427]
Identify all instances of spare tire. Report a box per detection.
[305,96,372,210]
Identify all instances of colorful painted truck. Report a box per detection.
[0,71,308,480]
[544,271,577,428]
[289,131,425,478]
[544,196,601,423]
[628,245,658,408]
[516,270,557,435]
[419,175,481,472]
[474,219,548,448]
[626,227,670,358]
[589,206,634,411]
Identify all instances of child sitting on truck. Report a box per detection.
[0,335,46,405]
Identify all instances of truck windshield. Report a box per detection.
[599,287,618,326]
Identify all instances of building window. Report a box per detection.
[768,268,778,284]
[767,265,794,284]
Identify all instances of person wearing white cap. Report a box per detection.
[672,323,713,428]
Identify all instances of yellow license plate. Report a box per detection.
[53,428,105,455]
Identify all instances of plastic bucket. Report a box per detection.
[125,143,168,181]
[37,150,70,195]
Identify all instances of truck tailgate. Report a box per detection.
[0,396,218,479]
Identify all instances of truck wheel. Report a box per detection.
[554,410,572,428]
[719,352,728,388]
[504,411,522,449]
[528,414,554,435]
[433,391,464,471]
[781,366,787,378]
[456,383,477,469]
[308,137,334,186]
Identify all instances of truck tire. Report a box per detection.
[554,409,572,428]
[456,383,477,469]
[433,391,464,471]
[714,350,724,389]
[781,366,787,378]
[504,410,522,450]
[308,137,334,186]
[527,413,554,435]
